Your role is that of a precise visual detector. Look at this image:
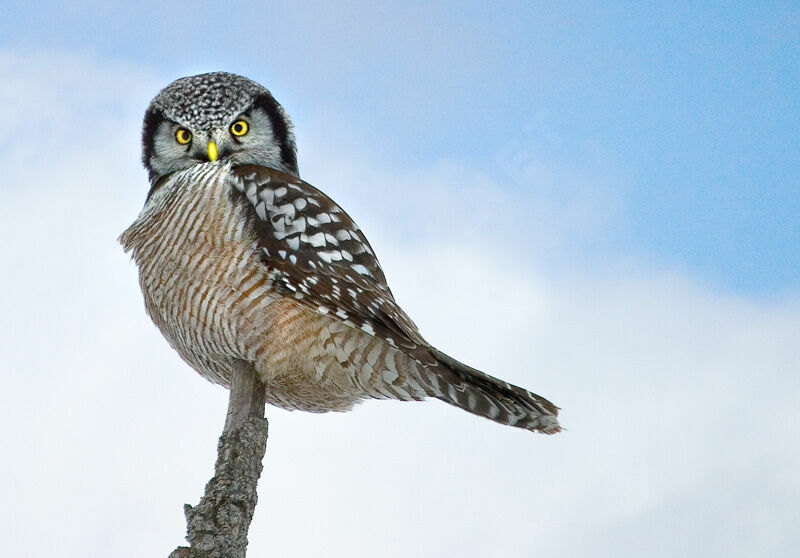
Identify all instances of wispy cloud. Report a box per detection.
[1,51,797,558]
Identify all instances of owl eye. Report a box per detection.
[175,128,192,145]
[230,120,249,137]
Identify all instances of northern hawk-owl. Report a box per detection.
[120,72,561,434]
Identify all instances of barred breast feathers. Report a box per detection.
[119,162,263,386]
[120,163,228,255]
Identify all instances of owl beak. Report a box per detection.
[207,141,219,162]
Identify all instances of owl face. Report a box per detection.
[142,72,298,183]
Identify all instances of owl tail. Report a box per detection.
[427,348,561,434]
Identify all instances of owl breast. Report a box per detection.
[120,163,279,386]
[120,164,368,413]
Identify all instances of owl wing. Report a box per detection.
[228,164,431,360]
[228,165,560,433]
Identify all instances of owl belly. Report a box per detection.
[138,235,256,386]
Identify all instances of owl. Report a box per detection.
[120,72,561,434]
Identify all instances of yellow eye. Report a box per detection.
[230,120,249,137]
[175,128,192,145]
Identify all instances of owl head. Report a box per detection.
[142,72,298,183]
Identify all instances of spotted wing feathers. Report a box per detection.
[229,165,561,433]
[229,165,427,353]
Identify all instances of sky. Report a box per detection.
[1,2,798,557]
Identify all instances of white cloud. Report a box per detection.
[1,51,798,558]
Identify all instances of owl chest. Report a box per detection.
[132,183,274,372]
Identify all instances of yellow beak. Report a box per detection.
[207,141,219,162]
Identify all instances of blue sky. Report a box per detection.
[3,1,798,294]
[1,3,799,558]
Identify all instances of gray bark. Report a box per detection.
[169,360,268,558]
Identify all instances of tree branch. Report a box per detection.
[169,360,268,558]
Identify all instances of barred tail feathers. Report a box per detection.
[427,348,561,434]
